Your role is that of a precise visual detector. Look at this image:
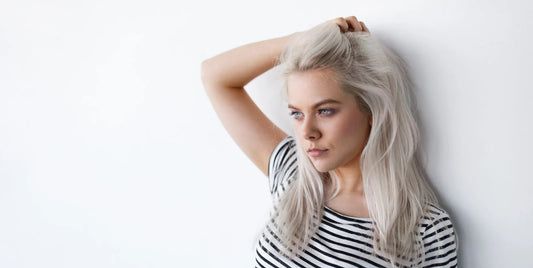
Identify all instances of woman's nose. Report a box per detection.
[301,118,321,140]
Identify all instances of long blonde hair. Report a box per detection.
[270,22,439,266]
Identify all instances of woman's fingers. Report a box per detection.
[360,21,370,33]
[332,17,349,32]
[345,16,363,32]
[331,16,369,34]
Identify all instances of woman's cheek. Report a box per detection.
[337,115,360,136]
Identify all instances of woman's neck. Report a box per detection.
[326,164,369,218]
[334,164,364,194]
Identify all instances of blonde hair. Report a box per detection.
[270,22,439,266]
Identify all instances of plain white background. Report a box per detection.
[1,0,532,267]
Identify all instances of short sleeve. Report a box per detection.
[267,135,297,202]
[420,204,459,267]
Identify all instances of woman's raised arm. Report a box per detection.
[200,33,299,176]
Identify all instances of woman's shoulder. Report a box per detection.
[420,203,456,233]
[424,203,452,222]
[268,135,297,176]
[419,203,458,266]
[423,203,452,229]
[267,135,297,199]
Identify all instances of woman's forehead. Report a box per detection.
[287,69,349,106]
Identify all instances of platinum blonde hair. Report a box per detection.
[271,22,439,266]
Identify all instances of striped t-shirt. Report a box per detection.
[254,135,458,267]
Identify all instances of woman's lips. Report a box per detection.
[308,149,327,157]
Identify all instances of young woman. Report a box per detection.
[201,16,458,268]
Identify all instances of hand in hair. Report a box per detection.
[331,16,370,33]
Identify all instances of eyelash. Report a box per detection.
[289,109,335,120]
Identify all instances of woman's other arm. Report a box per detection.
[201,33,298,176]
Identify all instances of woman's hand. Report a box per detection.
[330,16,370,33]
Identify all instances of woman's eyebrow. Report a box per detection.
[288,99,342,110]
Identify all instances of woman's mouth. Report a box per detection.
[308,149,328,157]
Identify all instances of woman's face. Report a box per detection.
[287,68,372,173]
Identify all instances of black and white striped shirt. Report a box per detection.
[255,136,458,267]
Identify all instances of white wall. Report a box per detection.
[1,0,532,267]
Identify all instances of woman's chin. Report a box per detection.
[312,162,334,173]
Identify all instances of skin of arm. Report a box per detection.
[201,33,300,176]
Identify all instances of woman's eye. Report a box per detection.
[289,111,303,119]
[318,109,334,116]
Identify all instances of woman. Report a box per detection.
[201,16,458,267]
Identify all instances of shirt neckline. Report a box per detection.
[323,205,373,224]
